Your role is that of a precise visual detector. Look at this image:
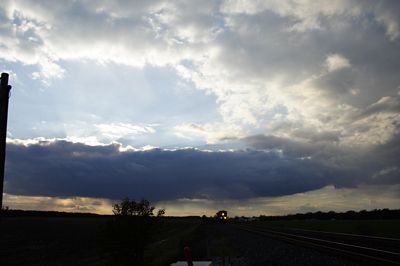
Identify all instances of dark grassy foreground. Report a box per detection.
[0,216,108,265]
[1,214,398,265]
[0,215,202,265]
[253,219,400,238]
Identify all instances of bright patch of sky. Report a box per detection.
[5,60,222,147]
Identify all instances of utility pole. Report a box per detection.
[0,73,11,210]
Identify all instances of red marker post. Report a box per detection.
[183,246,193,266]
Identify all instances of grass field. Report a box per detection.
[3,215,398,265]
[144,218,202,265]
[254,219,400,238]
[0,216,202,265]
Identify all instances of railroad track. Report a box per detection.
[235,224,400,265]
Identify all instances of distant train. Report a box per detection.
[216,210,228,222]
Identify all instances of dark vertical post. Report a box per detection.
[0,73,11,210]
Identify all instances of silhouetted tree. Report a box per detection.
[113,198,156,217]
[103,198,166,265]
[157,208,165,217]
[112,198,165,218]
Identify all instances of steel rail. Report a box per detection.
[246,225,400,255]
[261,226,400,241]
[236,224,400,265]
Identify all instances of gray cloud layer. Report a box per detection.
[5,135,399,201]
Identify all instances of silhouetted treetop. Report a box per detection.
[112,198,165,217]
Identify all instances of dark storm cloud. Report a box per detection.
[2,140,341,200]
[245,133,400,187]
[5,136,399,201]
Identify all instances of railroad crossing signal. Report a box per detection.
[0,73,12,210]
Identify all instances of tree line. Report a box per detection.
[259,208,400,220]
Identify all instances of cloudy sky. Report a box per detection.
[1,0,400,216]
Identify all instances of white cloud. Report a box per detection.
[95,123,156,139]
[174,122,244,144]
[14,120,158,146]
[220,0,362,31]
[325,54,351,72]
[64,136,105,146]
[374,1,400,41]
